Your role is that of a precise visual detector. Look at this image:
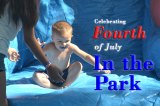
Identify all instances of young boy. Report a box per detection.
[32,21,111,89]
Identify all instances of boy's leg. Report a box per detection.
[63,61,82,87]
[0,71,8,106]
[32,71,63,89]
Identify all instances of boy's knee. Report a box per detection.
[74,61,83,70]
[32,72,39,79]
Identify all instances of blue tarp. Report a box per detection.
[6,66,160,106]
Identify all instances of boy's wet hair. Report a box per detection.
[52,21,73,36]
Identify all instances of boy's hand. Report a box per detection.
[8,48,20,62]
[98,70,111,74]
[99,65,111,74]
[46,64,65,83]
[37,38,46,47]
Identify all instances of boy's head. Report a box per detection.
[52,21,73,51]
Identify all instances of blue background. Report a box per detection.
[4,0,160,105]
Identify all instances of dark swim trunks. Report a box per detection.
[45,68,68,87]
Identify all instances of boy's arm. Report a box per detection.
[69,44,104,70]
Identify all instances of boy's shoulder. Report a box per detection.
[68,43,79,51]
[43,42,55,51]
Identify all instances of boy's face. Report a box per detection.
[52,33,72,52]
